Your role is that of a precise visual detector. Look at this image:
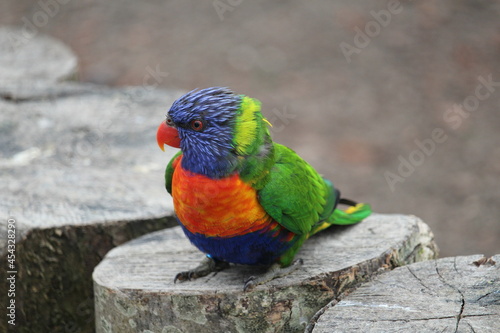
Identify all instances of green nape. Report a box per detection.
[233,95,275,189]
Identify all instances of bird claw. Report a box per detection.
[243,276,257,292]
[174,255,230,284]
[174,271,196,283]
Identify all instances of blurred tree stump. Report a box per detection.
[0,26,77,84]
[310,254,499,333]
[93,214,438,333]
[0,27,180,333]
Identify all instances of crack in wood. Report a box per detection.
[304,298,340,333]
[0,93,15,101]
[462,313,498,318]
[322,315,456,322]
[475,290,498,303]
[456,298,465,333]
[330,312,496,323]
[311,255,499,332]
[434,259,466,333]
[467,322,477,333]
[406,265,433,293]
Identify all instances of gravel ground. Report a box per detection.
[2,0,499,257]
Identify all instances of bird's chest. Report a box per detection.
[172,165,271,237]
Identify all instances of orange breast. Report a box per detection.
[172,157,272,237]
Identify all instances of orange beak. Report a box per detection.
[157,121,181,150]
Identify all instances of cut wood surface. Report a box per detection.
[311,254,500,333]
[0,84,178,235]
[93,214,438,333]
[0,82,180,332]
[0,29,182,332]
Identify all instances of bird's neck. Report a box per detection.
[181,147,238,179]
[180,137,275,182]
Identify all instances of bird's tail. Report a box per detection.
[311,197,371,235]
[329,199,372,225]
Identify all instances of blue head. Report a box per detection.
[165,87,241,177]
[158,87,274,179]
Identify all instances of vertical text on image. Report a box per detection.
[6,218,17,326]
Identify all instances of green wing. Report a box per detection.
[258,143,338,235]
[165,151,183,195]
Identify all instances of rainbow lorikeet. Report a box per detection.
[157,87,371,290]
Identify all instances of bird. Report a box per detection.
[156,87,371,291]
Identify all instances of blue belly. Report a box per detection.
[178,220,298,265]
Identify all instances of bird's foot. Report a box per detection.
[174,255,230,283]
[243,259,304,292]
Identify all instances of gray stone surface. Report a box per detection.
[311,255,500,333]
[93,214,438,333]
[0,26,77,83]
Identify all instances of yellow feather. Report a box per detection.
[263,118,273,127]
[344,203,363,214]
[233,96,261,154]
[311,221,330,235]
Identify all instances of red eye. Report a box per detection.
[166,115,174,127]
[190,119,204,131]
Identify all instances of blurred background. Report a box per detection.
[1,0,499,257]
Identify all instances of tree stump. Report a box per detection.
[0,26,77,83]
[310,254,499,333]
[0,83,182,332]
[0,29,182,332]
[93,214,438,333]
